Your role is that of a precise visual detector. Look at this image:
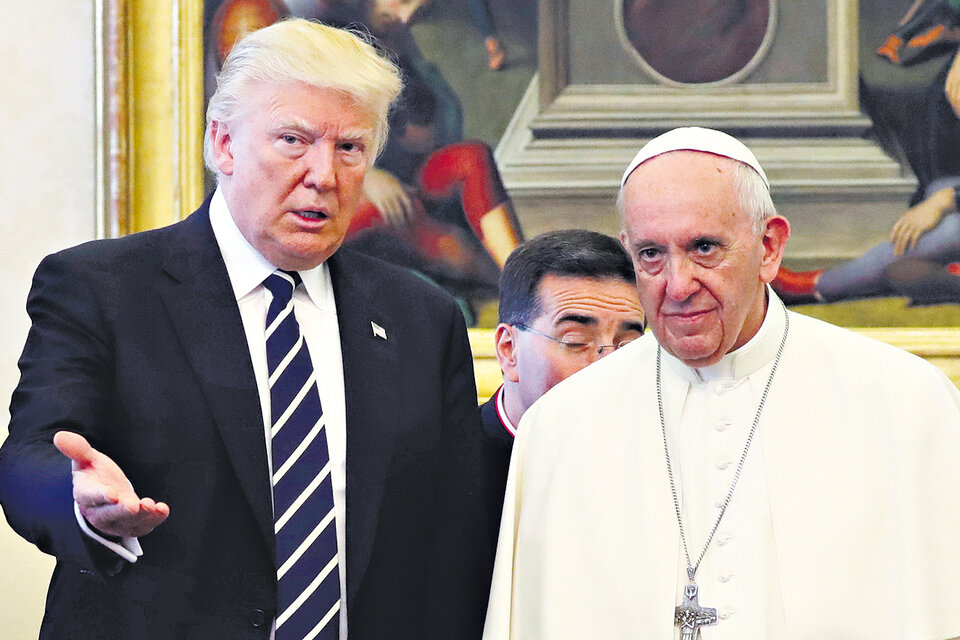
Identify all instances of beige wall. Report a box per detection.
[0,3,96,637]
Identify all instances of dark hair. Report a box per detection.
[498,229,636,325]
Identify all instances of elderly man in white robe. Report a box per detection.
[483,127,960,640]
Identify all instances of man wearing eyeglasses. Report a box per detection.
[479,230,644,531]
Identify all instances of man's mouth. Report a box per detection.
[295,210,328,221]
[664,308,713,321]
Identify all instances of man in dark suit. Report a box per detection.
[480,230,645,528]
[0,19,492,640]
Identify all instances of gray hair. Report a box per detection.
[203,18,403,174]
[733,161,777,235]
[616,155,776,235]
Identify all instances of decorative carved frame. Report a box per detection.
[95,0,205,238]
[612,0,780,89]
[97,0,959,362]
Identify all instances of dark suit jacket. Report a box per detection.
[480,390,514,450]
[479,392,513,543]
[0,201,493,639]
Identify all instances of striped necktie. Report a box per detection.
[263,270,340,640]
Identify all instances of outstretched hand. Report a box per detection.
[53,431,169,539]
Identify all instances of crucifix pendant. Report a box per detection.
[674,580,717,640]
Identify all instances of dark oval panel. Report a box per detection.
[622,0,772,84]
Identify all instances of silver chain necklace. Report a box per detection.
[658,301,789,639]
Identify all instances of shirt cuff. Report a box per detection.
[74,501,143,563]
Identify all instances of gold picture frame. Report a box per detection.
[98,0,960,387]
[95,0,205,238]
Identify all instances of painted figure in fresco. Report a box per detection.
[211,0,525,314]
[774,0,960,305]
[621,0,771,83]
[466,0,506,70]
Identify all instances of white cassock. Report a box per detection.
[484,292,960,640]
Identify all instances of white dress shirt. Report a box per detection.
[210,188,349,638]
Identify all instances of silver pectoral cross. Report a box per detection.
[674,581,718,640]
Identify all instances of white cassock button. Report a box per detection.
[719,608,736,620]
[716,460,731,470]
[714,499,725,508]
[715,420,732,432]
[719,573,733,583]
[717,533,734,546]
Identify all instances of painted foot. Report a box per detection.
[485,37,505,70]
[772,267,824,304]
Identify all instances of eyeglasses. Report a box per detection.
[514,324,643,357]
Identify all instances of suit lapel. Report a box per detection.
[328,250,401,604]
[155,204,275,552]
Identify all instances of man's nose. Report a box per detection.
[303,143,337,190]
[664,257,700,301]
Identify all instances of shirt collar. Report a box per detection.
[209,186,332,308]
[662,286,787,384]
[494,385,517,438]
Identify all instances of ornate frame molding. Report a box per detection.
[468,327,960,399]
[613,0,780,89]
[95,0,205,238]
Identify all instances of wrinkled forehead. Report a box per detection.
[532,274,643,324]
[236,80,375,126]
[621,152,752,239]
[623,150,740,203]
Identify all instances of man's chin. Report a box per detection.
[264,240,342,272]
[661,335,724,368]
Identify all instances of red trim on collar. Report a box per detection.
[494,386,516,438]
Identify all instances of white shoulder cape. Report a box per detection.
[484,308,960,640]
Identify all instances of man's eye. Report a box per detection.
[340,141,363,153]
[693,241,716,254]
[281,134,300,144]
[559,339,591,352]
[639,248,660,261]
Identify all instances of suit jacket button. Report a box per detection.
[249,609,267,628]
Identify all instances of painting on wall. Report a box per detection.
[189,0,960,325]
[490,0,960,327]
[202,0,538,325]
[772,0,960,310]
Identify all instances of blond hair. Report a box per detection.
[203,18,402,173]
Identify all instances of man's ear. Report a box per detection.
[759,215,791,284]
[494,323,520,383]
[210,120,235,176]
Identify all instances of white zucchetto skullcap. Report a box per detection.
[620,127,769,189]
